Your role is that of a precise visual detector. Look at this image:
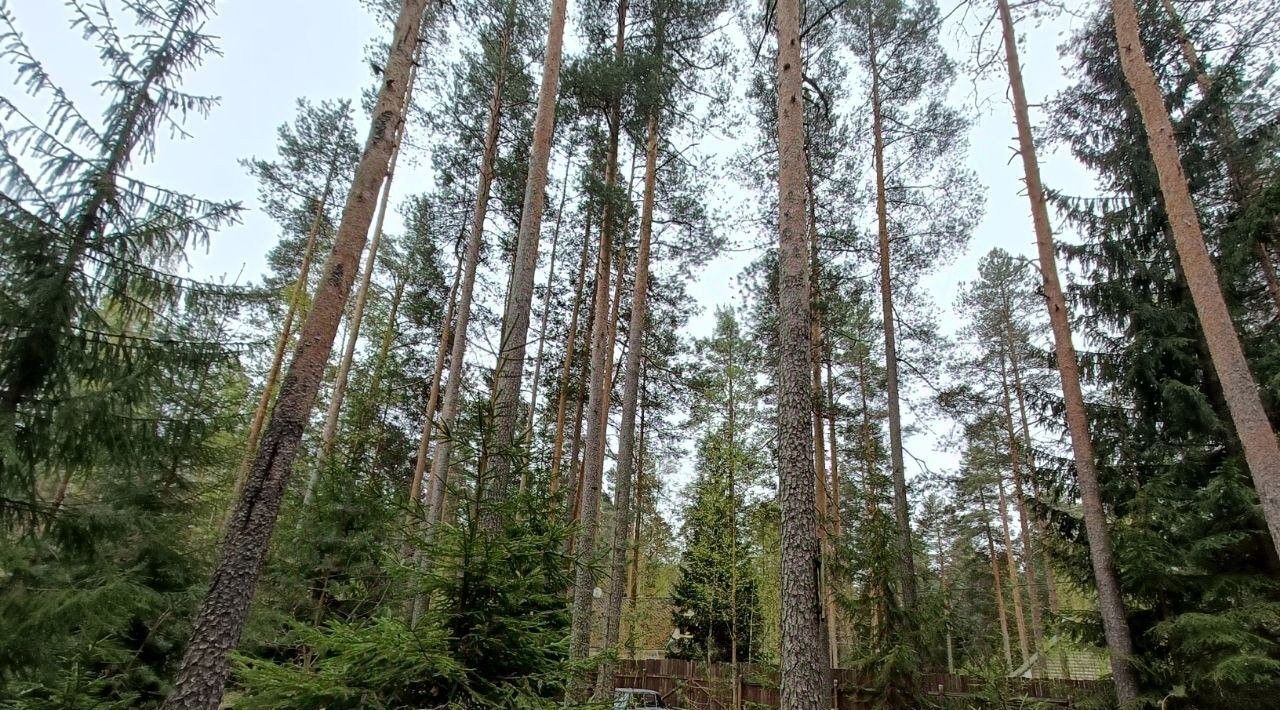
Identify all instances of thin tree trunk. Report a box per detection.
[485,0,571,499]
[237,168,338,489]
[625,384,646,648]
[997,1,1139,702]
[162,4,429,706]
[995,462,1030,664]
[1114,0,1280,559]
[775,1,831,705]
[870,30,919,616]
[980,486,1014,671]
[550,218,593,494]
[1005,309,1060,614]
[936,524,954,674]
[568,0,629,677]
[525,155,575,459]
[423,13,514,532]
[999,350,1046,666]
[597,110,658,699]
[408,261,462,509]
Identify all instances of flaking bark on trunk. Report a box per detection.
[485,0,571,499]
[596,110,659,700]
[997,0,1139,701]
[162,3,431,706]
[1113,0,1280,566]
[774,1,831,705]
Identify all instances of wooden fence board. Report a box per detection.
[614,659,1110,709]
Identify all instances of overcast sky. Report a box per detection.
[5,0,1103,496]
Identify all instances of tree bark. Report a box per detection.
[870,28,918,616]
[305,103,410,504]
[980,486,1014,671]
[568,0,629,678]
[525,155,575,459]
[423,14,513,532]
[1113,0,1280,560]
[596,109,658,700]
[995,461,1030,664]
[997,0,1139,702]
[550,218,593,494]
[775,1,831,706]
[162,3,430,707]
[484,0,571,499]
[999,351,1046,667]
[408,260,461,510]
[236,167,337,495]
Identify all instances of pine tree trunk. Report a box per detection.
[485,0,571,499]
[305,106,409,504]
[525,156,575,460]
[568,0,629,678]
[408,261,461,510]
[237,168,337,495]
[1113,0,1280,560]
[1158,0,1280,316]
[995,465,1030,664]
[550,218,593,494]
[775,1,831,705]
[980,487,1014,671]
[423,15,513,532]
[163,3,430,707]
[870,30,918,616]
[596,109,658,700]
[1005,308,1060,614]
[997,0,1138,702]
[999,353,1046,667]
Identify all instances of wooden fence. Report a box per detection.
[614,659,1113,709]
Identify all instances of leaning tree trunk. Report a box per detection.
[997,0,1139,702]
[236,166,338,495]
[162,3,430,707]
[304,103,410,505]
[870,31,919,616]
[407,261,461,511]
[596,110,658,700]
[1157,0,1280,314]
[484,0,571,500]
[1113,0,1280,564]
[568,0,629,680]
[774,1,831,706]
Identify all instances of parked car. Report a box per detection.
[613,687,679,709]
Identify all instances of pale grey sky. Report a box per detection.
[4,0,1102,497]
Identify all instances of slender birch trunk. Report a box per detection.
[485,0,571,499]
[775,1,831,705]
[997,1,1139,701]
[163,3,430,706]
[597,111,658,699]
[568,0,629,674]
[1113,0,1280,561]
